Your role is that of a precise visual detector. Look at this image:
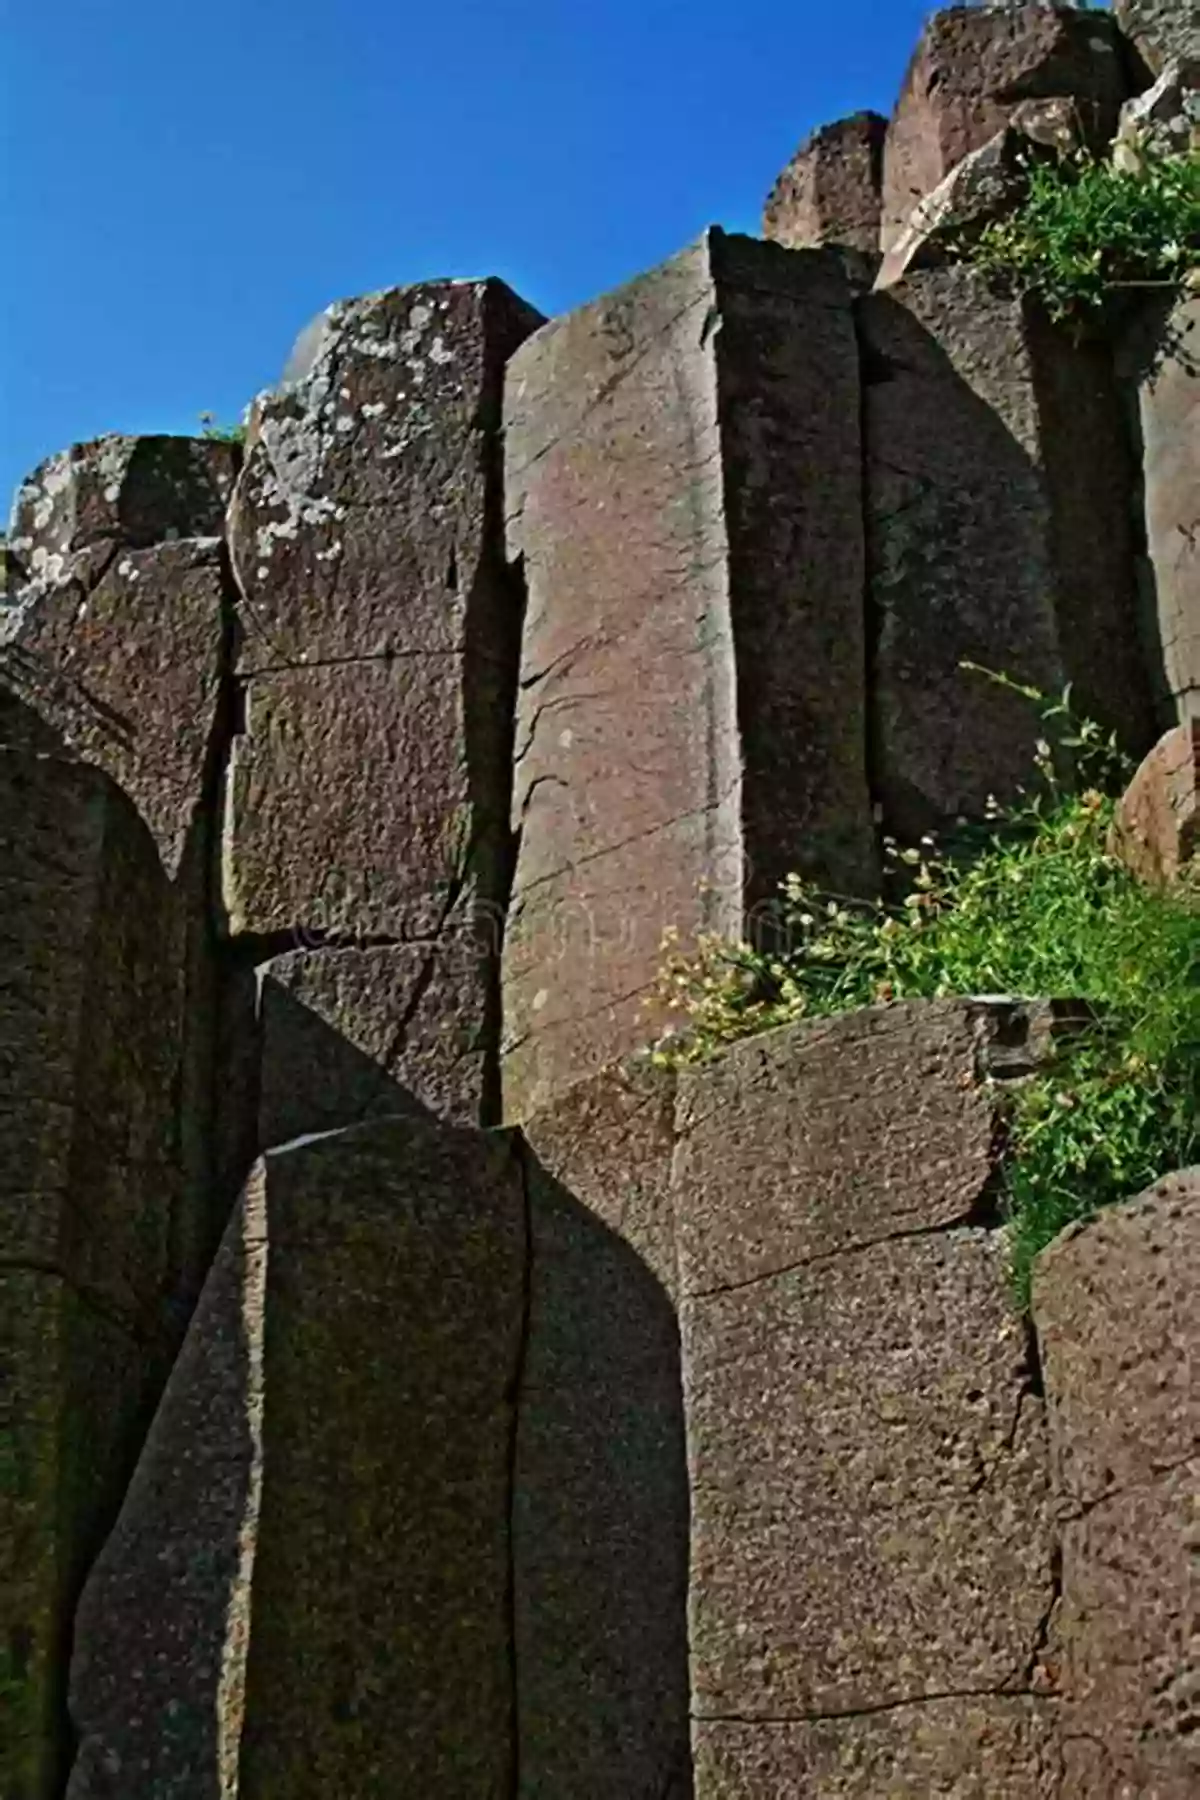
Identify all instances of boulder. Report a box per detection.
[762,110,886,282]
[503,230,876,1117]
[1032,1168,1200,1797]
[874,123,1035,291]
[1114,0,1200,79]
[67,1114,527,1799]
[1109,718,1199,884]
[675,1002,1059,1789]
[1112,54,1200,169]
[861,264,1156,839]
[881,4,1127,253]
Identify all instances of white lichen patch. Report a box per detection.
[360,401,386,419]
[429,336,454,366]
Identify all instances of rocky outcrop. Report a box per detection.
[1117,291,1200,728]
[1033,1168,1200,1797]
[503,229,875,1118]
[1114,0,1200,78]
[762,111,886,281]
[1110,718,1199,884]
[67,1115,527,1799]
[880,4,1127,254]
[0,743,188,1799]
[861,265,1156,839]
[1113,54,1200,170]
[874,123,1041,292]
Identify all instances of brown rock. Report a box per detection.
[881,5,1127,253]
[676,1004,1057,1739]
[1032,1170,1200,1796]
[503,230,876,1118]
[861,265,1155,839]
[257,929,501,1141]
[223,280,541,989]
[5,433,238,593]
[0,745,187,1797]
[515,1062,691,1797]
[1108,719,1199,883]
[1116,291,1200,725]
[1,536,228,877]
[693,1699,1060,1797]
[874,125,1036,292]
[762,110,886,277]
[1114,0,1200,78]
[68,1114,527,1799]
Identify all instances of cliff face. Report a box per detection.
[2,6,1197,1797]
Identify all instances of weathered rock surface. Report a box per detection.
[881,4,1127,253]
[515,1063,690,1797]
[223,279,540,967]
[1117,291,1200,726]
[68,1114,527,1799]
[861,265,1155,839]
[1033,1168,1200,1798]
[1,535,228,877]
[0,744,186,1798]
[1113,54,1200,169]
[874,124,1037,292]
[503,230,875,1117]
[762,110,885,279]
[675,1003,1057,1781]
[257,930,500,1141]
[1109,718,1199,884]
[1115,0,1200,78]
[5,433,238,593]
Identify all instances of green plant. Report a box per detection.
[648,673,1199,1308]
[963,140,1199,323]
[198,410,247,444]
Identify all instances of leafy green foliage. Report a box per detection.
[649,673,1200,1308]
[198,410,247,444]
[965,142,1199,322]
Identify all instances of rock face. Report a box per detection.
[762,111,886,278]
[5,434,238,594]
[675,1001,1060,1795]
[1033,1168,1200,1798]
[1114,0,1200,77]
[503,229,876,1118]
[861,265,1156,839]
[1113,54,1200,169]
[67,1115,527,1799]
[881,4,1127,254]
[1117,292,1200,727]
[0,744,186,1800]
[874,124,1039,293]
[1109,718,1199,885]
[516,1063,690,1799]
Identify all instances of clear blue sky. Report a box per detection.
[2,0,933,513]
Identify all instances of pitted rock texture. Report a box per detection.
[1116,291,1199,725]
[880,4,1127,253]
[862,265,1154,840]
[68,1116,527,1799]
[5,434,238,594]
[515,1063,690,1798]
[257,930,500,1142]
[503,230,875,1118]
[1115,0,1200,77]
[1109,718,1199,885]
[1033,1169,1200,1798]
[675,1004,1057,1779]
[762,111,885,270]
[1,536,228,877]
[0,746,186,1798]
[874,124,1041,293]
[223,279,541,949]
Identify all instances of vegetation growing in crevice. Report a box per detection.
[198,410,247,444]
[961,140,1199,325]
[648,672,1199,1308]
